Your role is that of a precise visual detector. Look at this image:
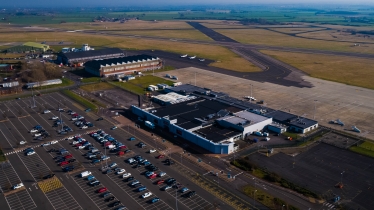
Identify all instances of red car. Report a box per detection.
[64,154,73,159]
[104,142,111,147]
[59,161,69,166]
[97,187,107,193]
[72,114,78,117]
[75,143,82,147]
[156,180,164,185]
[157,155,165,159]
[149,174,157,179]
[119,145,127,149]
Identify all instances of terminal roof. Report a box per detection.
[194,124,242,143]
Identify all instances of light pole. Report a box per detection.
[282,204,285,210]
[341,171,345,184]
[253,189,257,208]
[175,185,178,210]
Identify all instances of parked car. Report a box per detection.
[122,173,131,178]
[104,197,115,202]
[111,126,117,130]
[180,187,189,193]
[109,201,120,207]
[150,197,160,203]
[156,180,164,185]
[137,186,147,192]
[116,169,126,175]
[97,187,107,193]
[141,192,152,198]
[43,110,51,114]
[185,191,196,198]
[157,155,165,159]
[149,149,156,153]
[59,161,69,166]
[12,183,24,190]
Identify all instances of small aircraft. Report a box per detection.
[352,126,361,133]
[244,96,256,101]
[189,55,196,59]
[180,54,188,58]
[329,119,344,126]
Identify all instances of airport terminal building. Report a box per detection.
[132,84,319,154]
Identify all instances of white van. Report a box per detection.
[80,171,92,178]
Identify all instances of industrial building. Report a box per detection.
[84,54,162,77]
[131,84,319,154]
[25,79,62,89]
[5,42,49,53]
[0,81,19,88]
[57,48,124,65]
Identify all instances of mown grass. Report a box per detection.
[242,185,299,210]
[216,28,374,54]
[349,141,374,158]
[81,77,101,83]
[61,89,97,111]
[0,31,260,72]
[111,75,174,95]
[109,29,212,41]
[260,50,374,90]
[80,82,115,92]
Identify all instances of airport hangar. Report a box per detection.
[57,48,124,66]
[132,84,318,154]
[84,54,163,77]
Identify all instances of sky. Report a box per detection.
[2,0,374,7]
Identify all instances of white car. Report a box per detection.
[34,133,41,137]
[159,172,166,177]
[12,183,24,190]
[116,169,126,175]
[78,146,86,149]
[51,116,59,120]
[44,110,51,114]
[27,151,35,156]
[102,156,110,161]
[149,149,156,153]
[19,141,26,145]
[67,136,74,140]
[81,126,88,129]
[70,112,76,115]
[30,129,38,133]
[50,140,58,144]
[141,192,152,198]
[109,163,117,168]
[71,118,78,121]
[42,143,51,147]
[122,173,131,178]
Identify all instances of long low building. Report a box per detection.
[131,84,319,154]
[84,54,162,77]
[57,48,124,65]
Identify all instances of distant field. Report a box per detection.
[261,50,374,89]
[297,30,374,43]
[270,27,327,34]
[49,20,195,30]
[216,28,374,53]
[109,29,212,41]
[0,31,259,72]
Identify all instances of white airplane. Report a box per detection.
[244,96,256,101]
[189,55,196,59]
[199,58,205,62]
[352,126,361,133]
[180,54,188,58]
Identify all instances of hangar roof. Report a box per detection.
[194,124,242,143]
[61,48,123,60]
[84,54,159,69]
[265,111,317,129]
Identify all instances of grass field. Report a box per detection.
[111,75,174,95]
[0,30,259,72]
[216,28,374,53]
[349,141,374,158]
[270,27,327,34]
[81,77,101,83]
[50,20,195,30]
[260,50,374,89]
[242,185,299,210]
[80,82,115,92]
[297,30,374,43]
[61,89,97,111]
[109,29,212,41]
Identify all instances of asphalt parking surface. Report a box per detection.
[247,143,374,210]
[0,92,235,210]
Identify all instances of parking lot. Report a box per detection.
[247,143,374,210]
[4,189,37,210]
[0,92,238,210]
[0,162,23,192]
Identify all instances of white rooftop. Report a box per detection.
[152,92,196,104]
[219,110,270,127]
